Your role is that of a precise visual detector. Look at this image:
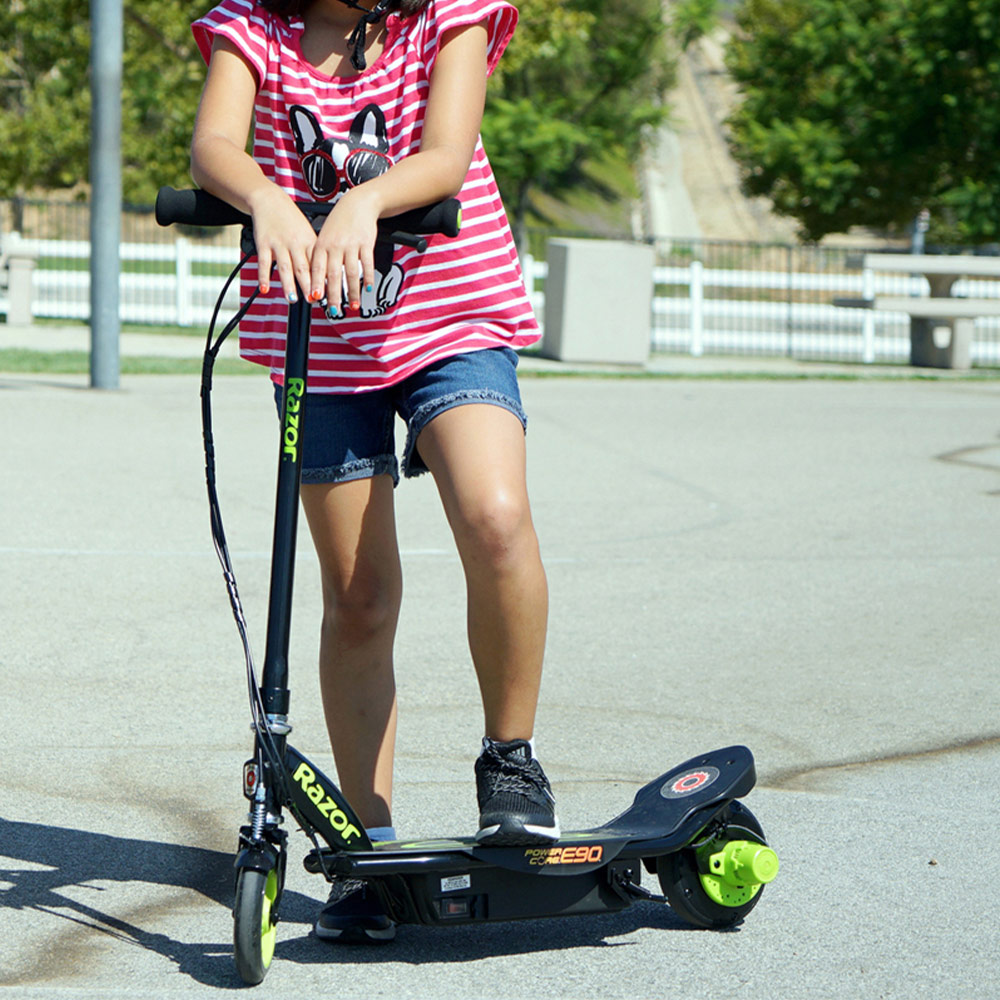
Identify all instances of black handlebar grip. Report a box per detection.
[155,187,250,228]
[155,187,462,240]
[381,199,462,238]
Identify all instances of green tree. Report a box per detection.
[119,4,208,204]
[671,0,720,51]
[725,0,1000,243]
[0,0,205,204]
[1,0,673,229]
[482,0,674,247]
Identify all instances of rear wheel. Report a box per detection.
[658,803,778,929]
[233,867,280,984]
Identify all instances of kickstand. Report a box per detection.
[617,875,668,905]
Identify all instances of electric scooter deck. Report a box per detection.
[300,745,773,927]
[307,744,755,875]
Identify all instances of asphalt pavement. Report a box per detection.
[2,337,998,998]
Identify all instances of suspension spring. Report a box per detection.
[250,796,267,842]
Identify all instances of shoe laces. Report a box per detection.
[326,877,365,904]
[481,743,552,801]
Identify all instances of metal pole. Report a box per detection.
[689,258,704,357]
[89,0,122,389]
[786,244,794,357]
[911,208,930,255]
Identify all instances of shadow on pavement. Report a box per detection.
[1,816,306,988]
[0,816,710,988]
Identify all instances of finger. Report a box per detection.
[359,245,376,303]
[345,256,363,313]
[293,246,315,304]
[309,245,327,304]
[256,246,273,295]
[273,251,297,303]
[325,257,344,318]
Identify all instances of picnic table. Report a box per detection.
[863,253,1000,369]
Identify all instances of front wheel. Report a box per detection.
[657,803,778,929]
[233,867,280,984]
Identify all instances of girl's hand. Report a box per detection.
[247,184,317,302]
[311,187,380,316]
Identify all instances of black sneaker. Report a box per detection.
[314,877,395,944]
[475,738,560,845]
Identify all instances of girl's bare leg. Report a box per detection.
[299,474,401,830]
[415,404,548,740]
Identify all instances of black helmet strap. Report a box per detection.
[344,0,392,71]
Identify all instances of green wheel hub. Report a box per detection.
[698,839,780,907]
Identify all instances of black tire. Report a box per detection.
[658,803,770,929]
[233,867,280,984]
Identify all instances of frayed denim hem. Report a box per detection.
[301,454,399,486]
[401,389,527,479]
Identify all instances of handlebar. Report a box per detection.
[155,186,462,252]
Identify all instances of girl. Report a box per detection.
[190,0,558,943]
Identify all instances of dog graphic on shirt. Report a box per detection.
[290,103,403,319]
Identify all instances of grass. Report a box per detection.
[4,324,998,380]
[121,321,208,337]
[2,345,996,380]
[37,256,234,279]
[0,348,251,376]
[29,317,207,338]
[519,367,999,382]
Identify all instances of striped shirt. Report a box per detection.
[192,0,540,392]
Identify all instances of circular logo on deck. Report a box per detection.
[660,766,720,799]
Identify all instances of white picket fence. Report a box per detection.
[21,236,242,326]
[13,235,1000,364]
[530,254,1000,364]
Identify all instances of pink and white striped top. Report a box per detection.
[192,0,539,393]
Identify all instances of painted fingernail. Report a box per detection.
[287,291,298,304]
[325,305,339,319]
[350,300,360,311]
[260,283,270,294]
[365,283,373,293]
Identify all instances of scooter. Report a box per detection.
[156,187,780,986]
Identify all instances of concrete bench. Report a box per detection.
[864,254,1000,369]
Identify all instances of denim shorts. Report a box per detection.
[273,347,526,485]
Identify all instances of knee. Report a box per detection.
[454,490,537,570]
[321,566,401,644]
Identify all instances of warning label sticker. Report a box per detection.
[441,874,471,893]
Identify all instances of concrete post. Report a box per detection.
[3,233,38,325]
[948,318,973,370]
